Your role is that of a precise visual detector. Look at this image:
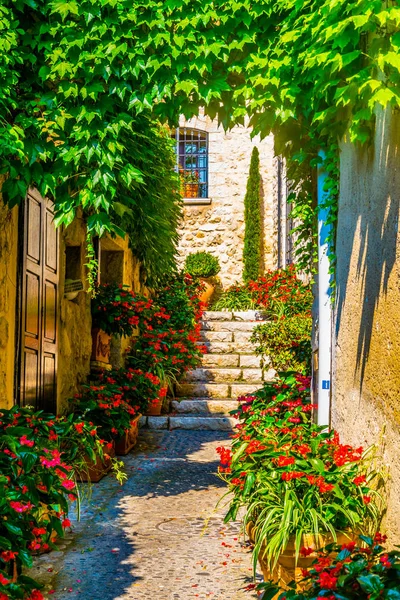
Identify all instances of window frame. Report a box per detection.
[174,127,211,204]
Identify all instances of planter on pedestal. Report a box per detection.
[115,415,141,456]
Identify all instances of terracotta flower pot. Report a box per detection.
[184,183,199,198]
[115,415,141,456]
[91,328,111,363]
[199,278,215,305]
[78,442,115,483]
[246,522,357,588]
[145,397,163,416]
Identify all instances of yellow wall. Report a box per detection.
[0,198,19,408]
[333,105,400,543]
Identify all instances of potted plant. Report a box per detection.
[217,373,386,586]
[180,169,200,198]
[259,533,400,600]
[184,251,220,304]
[91,283,152,364]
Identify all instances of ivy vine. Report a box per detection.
[1,0,398,273]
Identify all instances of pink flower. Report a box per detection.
[19,435,34,447]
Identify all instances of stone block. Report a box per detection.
[202,311,233,321]
[202,354,240,368]
[147,416,169,430]
[139,416,148,428]
[204,321,260,332]
[197,341,236,354]
[239,355,262,368]
[233,331,254,343]
[235,342,256,354]
[200,331,233,342]
[176,383,230,398]
[241,369,263,383]
[171,399,237,414]
[231,383,261,398]
[232,310,268,321]
[263,368,277,381]
[185,368,242,383]
[169,415,236,431]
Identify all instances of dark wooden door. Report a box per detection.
[19,188,59,412]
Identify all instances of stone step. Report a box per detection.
[198,341,255,354]
[171,399,238,415]
[140,414,236,430]
[201,321,263,332]
[169,415,236,431]
[176,383,230,398]
[201,354,240,368]
[231,383,261,397]
[202,310,268,321]
[200,330,233,342]
[184,367,263,384]
[239,355,263,368]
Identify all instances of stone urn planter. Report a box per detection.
[246,521,356,589]
[199,278,215,305]
[91,328,111,364]
[115,415,141,456]
[78,442,115,483]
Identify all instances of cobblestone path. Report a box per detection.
[34,431,257,600]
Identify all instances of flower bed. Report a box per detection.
[217,373,386,581]
[0,407,109,599]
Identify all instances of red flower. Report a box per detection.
[318,571,337,590]
[341,541,356,552]
[0,573,10,585]
[300,547,314,557]
[276,455,295,467]
[353,475,366,486]
[19,435,34,447]
[380,554,392,568]
[0,551,17,562]
[9,501,33,513]
[281,471,305,481]
[62,518,72,529]
[363,495,371,504]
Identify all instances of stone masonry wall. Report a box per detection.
[177,114,278,288]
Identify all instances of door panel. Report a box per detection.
[19,190,59,412]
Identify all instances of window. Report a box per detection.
[174,128,209,198]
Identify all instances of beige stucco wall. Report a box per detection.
[0,195,18,408]
[333,105,400,542]
[177,114,278,287]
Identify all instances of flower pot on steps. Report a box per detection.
[115,415,141,456]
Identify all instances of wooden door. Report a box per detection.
[19,188,59,412]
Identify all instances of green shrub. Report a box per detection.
[184,251,220,279]
[212,285,256,311]
[251,314,312,374]
[243,147,262,283]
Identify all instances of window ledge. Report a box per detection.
[183,198,212,206]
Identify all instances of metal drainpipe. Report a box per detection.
[317,150,333,426]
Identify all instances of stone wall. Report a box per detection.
[177,114,278,287]
[0,192,18,408]
[333,105,400,544]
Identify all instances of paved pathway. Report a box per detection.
[34,431,257,600]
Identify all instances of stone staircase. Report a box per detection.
[141,310,272,430]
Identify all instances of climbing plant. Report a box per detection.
[1,0,399,272]
[243,147,262,282]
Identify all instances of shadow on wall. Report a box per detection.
[335,106,400,391]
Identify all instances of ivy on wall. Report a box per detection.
[243,147,262,282]
[1,0,399,272]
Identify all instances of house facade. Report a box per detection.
[0,182,142,413]
[176,113,291,286]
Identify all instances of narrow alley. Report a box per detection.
[33,432,257,600]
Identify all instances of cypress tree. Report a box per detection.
[243,146,262,282]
